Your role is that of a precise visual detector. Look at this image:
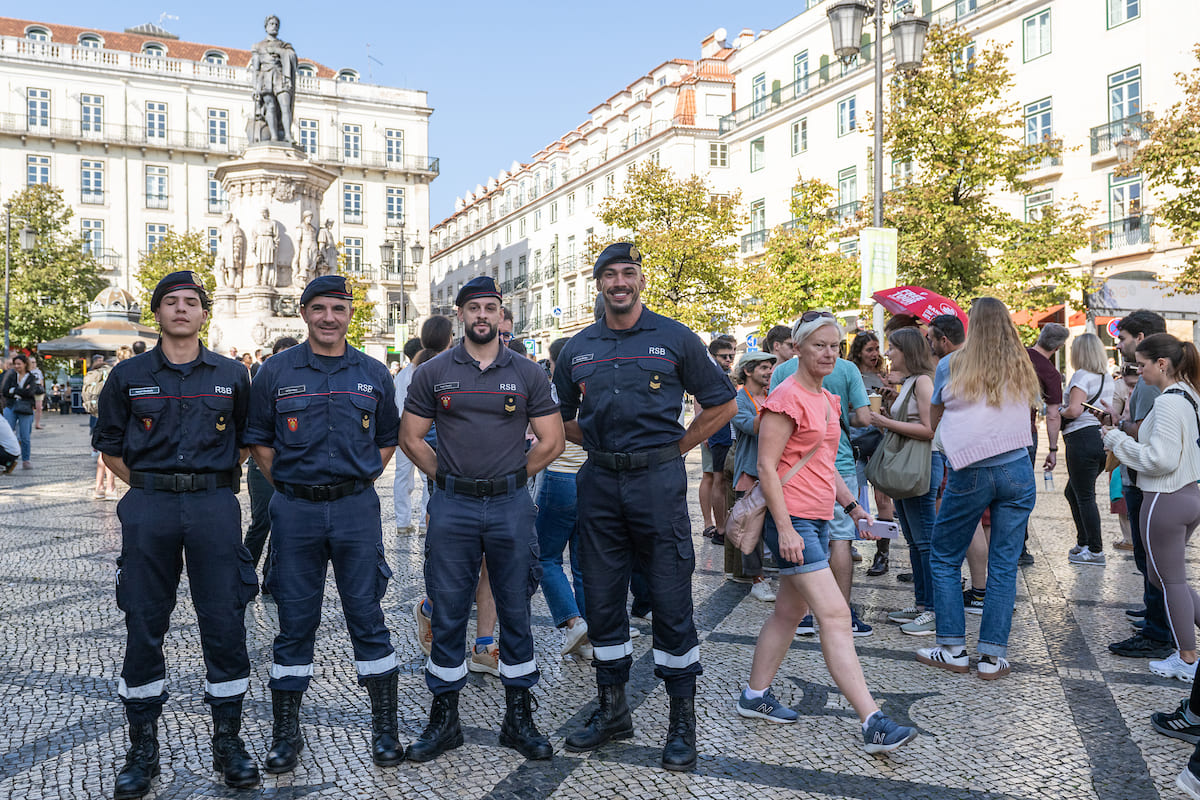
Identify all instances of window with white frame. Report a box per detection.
[710,142,728,167]
[208,227,219,254]
[385,129,404,164]
[1108,0,1139,28]
[343,237,363,270]
[791,118,808,155]
[1023,9,1051,62]
[343,183,363,224]
[585,183,595,206]
[208,108,228,145]
[298,63,316,77]
[837,96,856,136]
[1109,65,1141,121]
[752,73,768,117]
[386,187,405,226]
[204,51,226,65]
[505,224,512,245]
[207,171,227,214]
[146,223,169,252]
[749,199,766,232]
[567,193,576,216]
[79,34,102,48]
[550,202,558,224]
[604,174,615,196]
[838,167,858,208]
[534,210,542,231]
[27,156,49,185]
[343,124,362,160]
[145,166,168,208]
[81,94,103,134]
[839,238,859,256]
[1025,189,1053,221]
[337,69,359,83]
[1110,173,1142,220]
[1024,97,1053,144]
[145,101,167,140]
[956,0,977,18]
[892,159,915,188]
[81,219,104,255]
[750,138,765,172]
[26,27,50,42]
[794,51,809,92]
[299,119,318,157]
[519,217,527,237]
[143,43,166,57]
[81,160,104,204]
[27,88,49,129]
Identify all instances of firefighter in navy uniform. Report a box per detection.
[553,243,737,771]
[92,271,258,799]
[243,275,403,772]
[400,276,564,762]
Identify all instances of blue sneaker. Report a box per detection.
[736,688,798,724]
[863,713,918,754]
[851,610,873,638]
[795,614,816,636]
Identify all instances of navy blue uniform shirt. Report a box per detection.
[405,341,557,479]
[92,342,250,472]
[553,307,736,453]
[244,341,399,484]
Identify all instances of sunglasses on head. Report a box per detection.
[800,310,835,323]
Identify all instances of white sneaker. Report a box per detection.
[916,645,969,673]
[1068,547,1107,566]
[629,626,641,639]
[977,655,1011,680]
[1151,651,1198,682]
[750,580,776,602]
[1177,766,1200,800]
[562,620,590,656]
[1068,544,1085,556]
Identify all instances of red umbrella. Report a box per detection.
[871,286,968,329]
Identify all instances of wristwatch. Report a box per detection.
[1117,419,1127,432]
[843,501,859,515]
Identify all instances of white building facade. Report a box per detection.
[0,17,436,360]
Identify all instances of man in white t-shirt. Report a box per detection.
[392,337,424,533]
[0,415,18,473]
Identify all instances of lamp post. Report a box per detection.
[378,226,425,338]
[826,0,928,330]
[3,201,37,358]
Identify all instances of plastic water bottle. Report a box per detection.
[1043,470,1054,491]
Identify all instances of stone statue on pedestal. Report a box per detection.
[316,218,339,275]
[248,15,298,144]
[252,208,279,286]
[216,213,246,289]
[294,211,320,285]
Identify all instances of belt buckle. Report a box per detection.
[474,478,491,497]
[173,473,193,492]
[311,485,331,502]
[614,453,630,471]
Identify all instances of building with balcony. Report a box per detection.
[427,35,740,355]
[0,16,437,360]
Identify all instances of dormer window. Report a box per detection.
[298,63,316,77]
[143,43,166,57]
[203,50,227,65]
[26,26,51,42]
[78,33,103,48]
[337,69,359,83]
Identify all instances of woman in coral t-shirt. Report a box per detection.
[734,312,918,755]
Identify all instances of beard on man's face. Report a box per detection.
[465,321,498,344]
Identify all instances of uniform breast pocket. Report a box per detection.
[129,397,167,447]
[200,395,235,449]
[570,362,598,400]
[276,396,312,447]
[635,357,678,394]
[349,393,377,438]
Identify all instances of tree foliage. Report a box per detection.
[2,185,107,349]
[1135,44,1200,292]
[592,162,746,331]
[334,249,376,350]
[755,175,861,327]
[134,229,216,336]
[883,24,1089,307]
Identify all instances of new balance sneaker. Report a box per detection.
[862,713,918,754]
[468,644,500,676]
[1177,767,1200,800]
[795,614,816,636]
[1068,544,1085,556]
[963,588,985,616]
[850,610,873,638]
[977,655,1011,680]
[916,645,969,674]
[1152,700,1200,744]
[1068,547,1107,566]
[1150,651,1198,682]
[750,580,776,603]
[887,606,921,624]
[736,688,798,724]
[900,611,937,636]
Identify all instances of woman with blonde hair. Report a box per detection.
[915,297,1038,680]
[1061,333,1113,565]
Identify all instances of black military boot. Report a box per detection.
[264,689,304,774]
[661,695,697,771]
[564,683,634,752]
[114,720,159,800]
[211,700,260,789]
[405,691,463,762]
[364,674,404,766]
[499,686,553,760]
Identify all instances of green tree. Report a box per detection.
[883,24,1089,307]
[1134,44,1200,293]
[756,175,861,327]
[592,162,746,331]
[334,249,377,350]
[2,185,107,348]
[134,230,216,336]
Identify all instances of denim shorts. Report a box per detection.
[763,515,830,575]
[827,470,860,541]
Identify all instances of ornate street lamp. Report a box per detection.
[826,0,871,63]
[891,5,930,72]
[4,202,37,356]
[1115,128,1139,167]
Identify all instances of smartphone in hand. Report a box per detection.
[858,519,901,539]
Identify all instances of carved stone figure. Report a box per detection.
[294,211,320,285]
[247,15,298,144]
[216,214,247,289]
[315,218,338,276]
[252,208,279,286]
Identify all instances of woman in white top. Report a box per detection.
[1061,333,1114,565]
[1103,333,1200,683]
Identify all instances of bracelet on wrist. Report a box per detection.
[843,501,858,515]
[1048,447,1058,452]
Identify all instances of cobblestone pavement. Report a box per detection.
[0,413,1194,799]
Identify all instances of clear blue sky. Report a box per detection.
[37,1,810,221]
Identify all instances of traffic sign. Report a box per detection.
[746,334,758,347]
[746,345,759,353]
[523,338,536,353]
[552,306,562,317]
[1107,318,1121,338]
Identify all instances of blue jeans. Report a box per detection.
[3,409,31,461]
[535,470,586,627]
[930,456,1035,658]
[895,451,945,609]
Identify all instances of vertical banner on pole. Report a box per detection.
[859,227,898,304]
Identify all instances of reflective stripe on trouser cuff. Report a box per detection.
[653,645,700,669]
[592,641,634,662]
[205,677,249,698]
[269,663,315,680]
[356,652,398,676]
[425,658,468,682]
[118,678,166,700]
[498,657,537,678]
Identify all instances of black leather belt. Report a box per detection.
[130,471,237,492]
[275,479,369,502]
[436,468,528,497]
[588,444,681,472]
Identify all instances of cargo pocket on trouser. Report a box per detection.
[237,545,260,606]
[375,544,394,604]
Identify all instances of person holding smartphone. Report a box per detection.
[1061,333,1114,566]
